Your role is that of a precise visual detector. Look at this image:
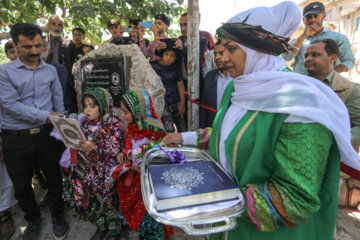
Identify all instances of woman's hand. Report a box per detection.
[117,152,125,163]
[79,139,94,153]
[161,133,183,145]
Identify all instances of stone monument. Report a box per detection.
[72,43,165,116]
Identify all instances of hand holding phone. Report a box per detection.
[139,21,153,29]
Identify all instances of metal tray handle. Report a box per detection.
[181,217,237,235]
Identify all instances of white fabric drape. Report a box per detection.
[229,71,360,170]
[222,1,360,170]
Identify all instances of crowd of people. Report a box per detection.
[0,1,359,240]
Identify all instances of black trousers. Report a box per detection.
[2,129,64,222]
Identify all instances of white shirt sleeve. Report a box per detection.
[181,131,198,146]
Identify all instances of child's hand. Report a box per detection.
[117,152,125,163]
[156,41,166,51]
[174,38,183,50]
[178,103,185,116]
[80,139,94,153]
[161,133,183,145]
[131,165,140,172]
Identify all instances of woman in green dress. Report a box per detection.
[162,2,360,240]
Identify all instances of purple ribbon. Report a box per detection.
[158,146,186,164]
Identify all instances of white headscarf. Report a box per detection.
[226,1,301,74]
[225,1,360,170]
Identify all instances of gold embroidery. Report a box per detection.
[232,111,259,172]
[225,231,228,240]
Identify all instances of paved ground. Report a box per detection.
[8,185,360,240]
[336,208,360,240]
[8,185,204,240]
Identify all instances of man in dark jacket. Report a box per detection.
[46,15,71,65]
[199,41,230,128]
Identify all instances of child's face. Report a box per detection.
[109,25,118,37]
[159,50,177,66]
[120,101,134,124]
[83,97,100,121]
[6,48,18,61]
[83,47,91,56]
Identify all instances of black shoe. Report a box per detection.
[90,229,107,240]
[39,190,49,208]
[23,218,41,240]
[52,214,69,240]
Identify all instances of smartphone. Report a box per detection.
[160,38,176,49]
[139,21,153,29]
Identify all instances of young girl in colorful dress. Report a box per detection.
[65,87,124,240]
[116,89,167,240]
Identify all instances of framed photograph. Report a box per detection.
[49,116,85,150]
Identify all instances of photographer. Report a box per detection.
[139,13,183,62]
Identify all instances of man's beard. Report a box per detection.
[49,30,61,38]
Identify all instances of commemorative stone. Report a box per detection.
[81,57,128,107]
[72,43,165,116]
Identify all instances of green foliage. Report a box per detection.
[0,0,186,44]
[0,46,10,64]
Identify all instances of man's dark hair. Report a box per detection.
[10,23,42,44]
[181,13,187,17]
[129,19,140,26]
[107,19,120,29]
[72,27,85,36]
[310,38,339,57]
[215,39,221,46]
[4,40,14,54]
[155,14,170,26]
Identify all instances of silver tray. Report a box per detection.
[141,147,245,235]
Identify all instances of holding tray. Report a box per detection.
[141,147,245,235]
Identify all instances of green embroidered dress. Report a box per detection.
[198,82,340,240]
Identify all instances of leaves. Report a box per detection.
[0,46,10,64]
[0,0,186,44]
